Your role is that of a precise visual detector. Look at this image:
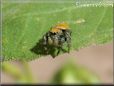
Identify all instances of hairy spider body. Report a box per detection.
[43,22,71,55]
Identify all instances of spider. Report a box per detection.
[43,22,72,55]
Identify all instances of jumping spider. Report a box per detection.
[43,22,72,56]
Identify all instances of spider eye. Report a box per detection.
[50,32,56,35]
[53,33,56,35]
[62,29,65,32]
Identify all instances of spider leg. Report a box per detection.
[57,47,61,55]
[65,30,71,53]
[67,42,71,53]
[57,44,67,55]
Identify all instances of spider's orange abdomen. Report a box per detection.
[55,22,69,30]
[50,22,69,33]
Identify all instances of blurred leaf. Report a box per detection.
[2,0,113,60]
[2,62,27,81]
[2,62,34,83]
[51,62,100,84]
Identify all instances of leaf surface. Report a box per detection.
[2,0,113,60]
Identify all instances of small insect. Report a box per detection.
[43,22,72,55]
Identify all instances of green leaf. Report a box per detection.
[2,0,113,61]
